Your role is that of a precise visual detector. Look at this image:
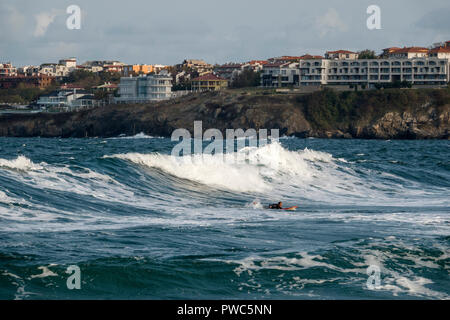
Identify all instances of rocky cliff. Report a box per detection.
[0,89,449,139]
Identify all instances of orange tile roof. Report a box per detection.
[429,47,450,53]
[192,73,226,81]
[391,47,428,54]
[299,54,324,59]
[248,60,268,64]
[327,50,356,54]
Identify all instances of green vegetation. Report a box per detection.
[65,70,121,88]
[231,70,261,88]
[298,87,450,130]
[358,49,377,59]
[0,83,58,104]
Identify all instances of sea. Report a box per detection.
[0,135,448,299]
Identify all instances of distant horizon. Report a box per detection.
[1,0,449,67]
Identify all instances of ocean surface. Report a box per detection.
[0,135,448,300]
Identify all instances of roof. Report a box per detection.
[191,73,227,81]
[263,62,291,68]
[429,47,450,53]
[299,54,324,59]
[215,63,244,69]
[326,50,356,54]
[390,47,428,54]
[76,94,96,100]
[248,60,268,65]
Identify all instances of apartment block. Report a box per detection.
[116,73,172,103]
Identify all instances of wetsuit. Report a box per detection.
[268,203,282,209]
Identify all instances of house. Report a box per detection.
[386,47,429,59]
[261,62,300,87]
[103,64,124,73]
[123,65,154,77]
[213,63,250,81]
[94,82,118,92]
[0,75,54,89]
[191,73,228,91]
[261,62,300,88]
[0,63,17,77]
[325,50,359,60]
[59,58,77,70]
[116,73,172,103]
[17,66,40,76]
[248,60,268,72]
[181,59,213,76]
[428,47,450,59]
[36,89,101,109]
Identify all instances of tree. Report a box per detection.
[231,69,261,88]
[358,49,377,59]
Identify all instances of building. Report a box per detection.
[36,89,101,110]
[123,65,154,77]
[116,73,172,103]
[213,63,250,81]
[191,73,228,91]
[248,60,268,72]
[17,66,40,76]
[181,59,213,76]
[0,75,54,89]
[268,56,305,63]
[297,57,450,87]
[325,50,359,60]
[386,47,429,59]
[429,46,450,59]
[94,82,118,92]
[59,58,77,70]
[103,64,124,73]
[261,62,300,87]
[0,63,17,77]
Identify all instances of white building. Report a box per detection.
[261,62,300,87]
[116,73,172,103]
[262,57,449,88]
[36,89,101,110]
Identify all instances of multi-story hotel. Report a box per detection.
[116,73,172,103]
[261,45,450,88]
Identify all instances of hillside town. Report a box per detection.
[1,40,450,113]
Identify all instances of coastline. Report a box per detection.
[0,88,449,140]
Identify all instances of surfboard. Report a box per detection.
[282,206,298,211]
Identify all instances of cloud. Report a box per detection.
[315,8,348,38]
[416,7,450,30]
[33,9,61,37]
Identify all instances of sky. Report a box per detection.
[1,0,450,66]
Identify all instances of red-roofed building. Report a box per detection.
[213,63,250,81]
[387,47,429,59]
[299,54,324,60]
[325,50,359,60]
[429,46,450,59]
[191,73,228,91]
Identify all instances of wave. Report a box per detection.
[108,132,164,139]
[0,155,43,171]
[105,142,337,193]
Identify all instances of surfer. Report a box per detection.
[268,202,283,209]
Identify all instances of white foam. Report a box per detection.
[0,155,43,171]
[109,132,163,139]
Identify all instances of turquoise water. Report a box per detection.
[0,136,448,299]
